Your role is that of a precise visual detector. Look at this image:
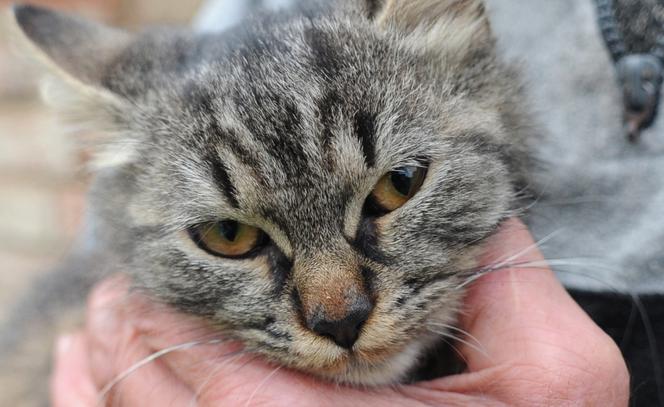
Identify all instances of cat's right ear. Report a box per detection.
[12,4,132,90]
[11,4,137,168]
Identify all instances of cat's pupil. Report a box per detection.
[390,168,416,196]
[218,221,239,242]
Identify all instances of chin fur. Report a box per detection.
[322,332,443,386]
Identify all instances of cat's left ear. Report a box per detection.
[371,0,492,61]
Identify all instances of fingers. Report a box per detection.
[85,277,244,390]
[83,276,329,405]
[80,277,422,406]
[460,218,599,370]
[83,276,216,403]
[96,331,195,407]
[51,333,97,407]
[429,218,629,405]
[51,278,226,406]
[84,275,133,390]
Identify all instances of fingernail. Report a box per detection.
[56,334,74,355]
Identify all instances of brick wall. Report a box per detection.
[0,0,201,316]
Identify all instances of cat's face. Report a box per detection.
[14,0,531,384]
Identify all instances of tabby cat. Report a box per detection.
[2,0,534,403]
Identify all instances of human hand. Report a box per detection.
[51,219,629,406]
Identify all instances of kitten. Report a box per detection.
[2,0,534,403]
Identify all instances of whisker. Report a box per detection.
[97,338,227,405]
[439,337,469,366]
[457,257,628,291]
[455,230,563,290]
[491,229,562,268]
[426,327,489,359]
[231,354,260,375]
[631,297,664,406]
[244,365,282,407]
[188,350,250,407]
[530,195,617,207]
[510,258,622,273]
[426,322,485,351]
[507,177,555,216]
[455,270,488,290]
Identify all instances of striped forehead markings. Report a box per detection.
[207,151,240,209]
[353,110,377,168]
[317,88,377,169]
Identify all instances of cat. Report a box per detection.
[1,0,535,404]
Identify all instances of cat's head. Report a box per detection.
[13,0,532,384]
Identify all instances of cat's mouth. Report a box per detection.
[260,293,468,385]
[276,323,450,385]
[291,332,464,385]
[300,337,433,385]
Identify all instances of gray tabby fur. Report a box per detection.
[2,0,536,403]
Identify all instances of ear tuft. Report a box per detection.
[374,0,492,61]
[376,0,488,30]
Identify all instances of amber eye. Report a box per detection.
[190,221,266,258]
[368,166,427,214]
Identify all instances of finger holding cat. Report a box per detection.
[52,329,195,407]
[53,219,628,406]
[51,333,97,407]
[67,275,205,406]
[416,218,630,405]
[74,276,416,405]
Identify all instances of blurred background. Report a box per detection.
[0,0,203,319]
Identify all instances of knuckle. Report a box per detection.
[547,337,629,405]
[502,334,629,406]
[86,275,129,313]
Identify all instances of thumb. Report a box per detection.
[459,218,610,371]
[426,218,629,405]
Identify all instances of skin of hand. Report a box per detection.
[51,219,630,407]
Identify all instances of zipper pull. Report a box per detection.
[616,54,663,142]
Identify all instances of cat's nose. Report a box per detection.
[307,294,373,349]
